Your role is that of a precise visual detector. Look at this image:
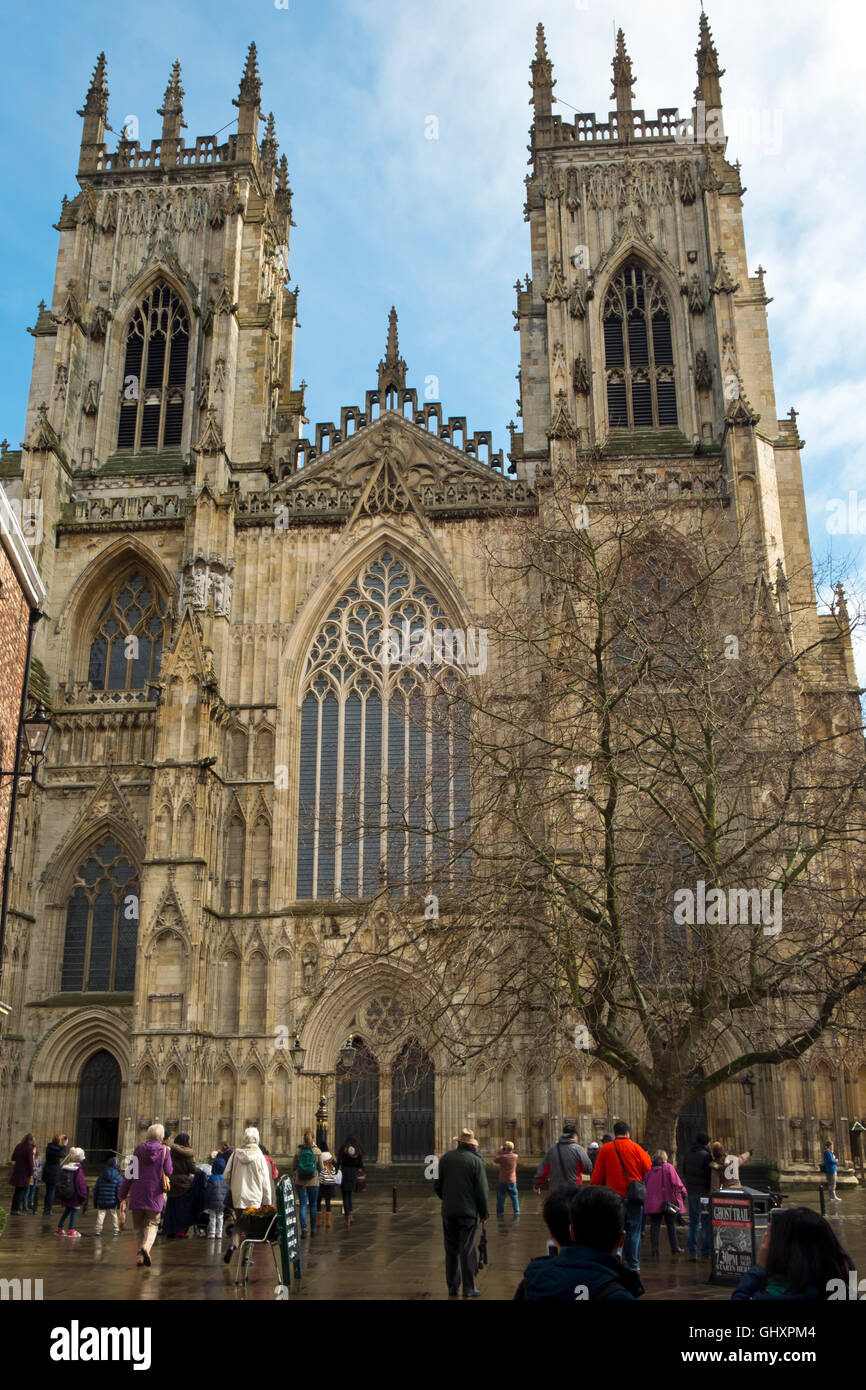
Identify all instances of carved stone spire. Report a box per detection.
[275,153,292,215]
[260,112,278,174]
[695,9,725,111]
[77,52,110,173]
[529,23,555,119]
[377,307,407,398]
[233,41,262,157]
[158,60,187,145]
[611,28,635,129]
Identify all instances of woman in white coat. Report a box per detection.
[222,1127,276,1262]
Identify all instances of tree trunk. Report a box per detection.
[641,1096,683,1161]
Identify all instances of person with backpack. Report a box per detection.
[93,1156,123,1235]
[821,1141,840,1203]
[533,1125,592,1194]
[337,1137,365,1228]
[292,1129,324,1238]
[513,1185,644,1300]
[118,1122,174,1267]
[205,1150,229,1239]
[55,1147,88,1238]
[42,1133,68,1216]
[590,1122,652,1273]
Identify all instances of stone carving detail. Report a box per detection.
[694,350,712,391]
[584,158,681,212]
[90,305,111,340]
[573,354,589,395]
[301,945,318,992]
[710,250,739,295]
[679,161,696,205]
[83,380,100,416]
[565,166,580,212]
[364,994,403,1039]
[543,258,568,302]
[54,365,68,400]
[568,283,586,320]
[114,185,218,237]
[688,275,705,314]
[198,370,210,409]
[180,558,234,617]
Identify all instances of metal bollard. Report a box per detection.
[392,1185,398,1213]
[818,1183,826,1216]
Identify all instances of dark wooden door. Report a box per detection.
[77,1049,122,1167]
[391,1043,434,1162]
[676,1067,708,1171]
[335,1037,379,1161]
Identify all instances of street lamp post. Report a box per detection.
[290,1033,356,1152]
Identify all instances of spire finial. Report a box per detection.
[235,40,262,107]
[695,10,725,110]
[158,60,186,146]
[529,22,556,119]
[79,52,109,117]
[77,52,110,174]
[233,41,262,154]
[261,111,278,171]
[611,28,635,124]
[377,307,407,398]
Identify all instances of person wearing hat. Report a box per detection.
[588,1142,600,1172]
[433,1127,489,1298]
[317,1150,343,1230]
[493,1140,520,1216]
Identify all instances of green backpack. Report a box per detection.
[297,1146,317,1178]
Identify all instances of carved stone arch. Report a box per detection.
[227,720,249,779]
[299,959,452,1075]
[592,241,694,440]
[252,720,276,779]
[146,884,192,946]
[29,1008,131,1085]
[42,777,146,899]
[176,802,195,858]
[55,535,177,686]
[95,264,199,463]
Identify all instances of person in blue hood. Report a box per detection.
[206,1149,230,1239]
[514,1185,644,1300]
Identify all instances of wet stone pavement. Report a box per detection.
[1,1181,863,1302]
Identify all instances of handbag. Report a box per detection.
[661,1165,679,1217]
[161,1145,171,1195]
[613,1140,646,1205]
[355,1168,367,1193]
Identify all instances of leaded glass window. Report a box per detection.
[61,838,139,992]
[88,570,169,691]
[603,261,677,428]
[296,551,470,900]
[117,280,189,451]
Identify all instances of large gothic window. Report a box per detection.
[88,570,169,691]
[117,280,189,451]
[296,551,470,900]
[603,261,677,429]
[61,838,139,992]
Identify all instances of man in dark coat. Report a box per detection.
[42,1134,68,1215]
[434,1127,489,1298]
[682,1130,712,1259]
[514,1186,644,1300]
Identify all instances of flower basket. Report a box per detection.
[236,1206,277,1242]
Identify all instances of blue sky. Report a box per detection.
[1,0,863,663]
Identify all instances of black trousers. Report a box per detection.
[443,1217,479,1293]
[649,1209,681,1254]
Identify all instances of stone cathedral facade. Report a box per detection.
[1,21,863,1175]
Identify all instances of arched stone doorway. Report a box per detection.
[77,1049,122,1166]
[391,1041,434,1161]
[335,1036,379,1161]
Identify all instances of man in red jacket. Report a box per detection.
[590,1122,651,1272]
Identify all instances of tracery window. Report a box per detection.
[603,261,677,429]
[296,551,470,900]
[87,569,169,691]
[117,280,189,451]
[61,837,139,992]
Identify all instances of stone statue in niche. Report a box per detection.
[302,946,318,992]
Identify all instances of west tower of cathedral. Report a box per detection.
[0,23,863,1174]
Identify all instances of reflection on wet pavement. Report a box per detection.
[1,1182,863,1302]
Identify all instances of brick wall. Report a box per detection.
[0,537,31,856]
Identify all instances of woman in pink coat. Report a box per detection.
[644,1149,687,1257]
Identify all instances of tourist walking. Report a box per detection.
[644,1150,686,1256]
[822,1141,840,1203]
[9,1134,36,1214]
[493,1140,520,1216]
[682,1130,713,1260]
[42,1133,68,1215]
[731,1207,854,1300]
[163,1132,199,1237]
[514,1186,644,1300]
[337,1137,365,1227]
[118,1122,173,1267]
[55,1147,88,1238]
[434,1126,489,1298]
[223,1126,277,1259]
[710,1141,753,1191]
[205,1150,229,1239]
[533,1125,592,1193]
[292,1129,324,1238]
[317,1151,342,1229]
[93,1155,123,1235]
[589,1122,651,1273]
